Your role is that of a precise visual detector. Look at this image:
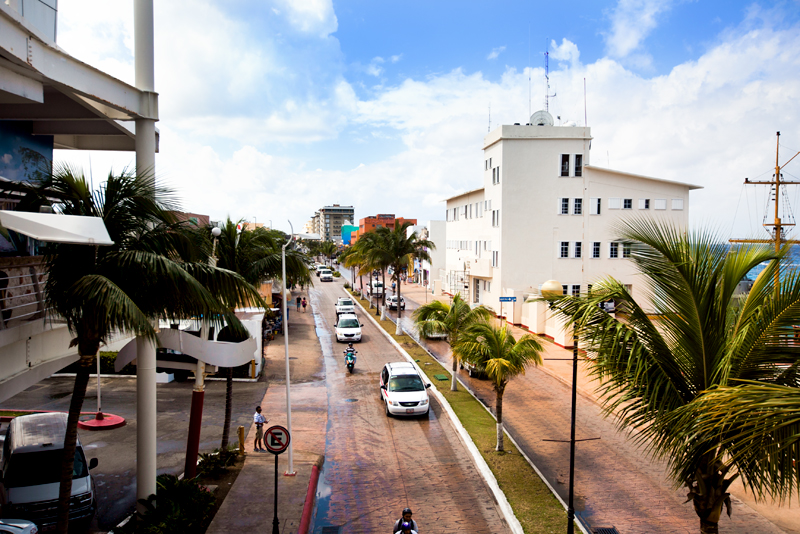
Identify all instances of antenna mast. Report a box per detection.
[544,48,556,112]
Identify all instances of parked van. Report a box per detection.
[319,269,333,282]
[0,413,98,530]
[368,281,384,296]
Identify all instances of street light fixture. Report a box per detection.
[281,220,296,476]
[541,279,578,534]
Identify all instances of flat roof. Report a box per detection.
[443,186,485,202]
[585,165,703,190]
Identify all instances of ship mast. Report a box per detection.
[730,132,800,287]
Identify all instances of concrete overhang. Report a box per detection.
[0,4,159,152]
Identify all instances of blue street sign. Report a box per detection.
[499,297,517,302]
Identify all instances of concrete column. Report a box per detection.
[135,336,157,507]
[134,0,157,507]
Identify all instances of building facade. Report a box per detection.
[310,205,354,242]
[443,111,700,343]
[351,214,417,243]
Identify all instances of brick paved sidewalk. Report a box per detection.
[207,289,327,534]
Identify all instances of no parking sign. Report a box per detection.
[265,425,290,455]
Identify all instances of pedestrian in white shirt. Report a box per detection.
[253,406,269,452]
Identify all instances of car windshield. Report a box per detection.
[338,318,359,328]
[4,449,88,488]
[389,375,425,392]
[339,300,353,306]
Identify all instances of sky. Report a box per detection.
[53,0,800,240]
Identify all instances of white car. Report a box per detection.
[319,269,333,282]
[335,314,363,342]
[335,297,356,316]
[0,519,38,534]
[380,362,431,417]
[385,295,405,310]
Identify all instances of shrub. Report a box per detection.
[344,282,351,289]
[117,475,215,534]
[332,271,341,277]
[197,447,238,478]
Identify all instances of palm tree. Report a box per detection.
[412,294,494,391]
[319,240,337,267]
[40,166,263,533]
[357,231,391,315]
[458,323,543,451]
[208,218,311,448]
[379,222,434,335]
[546,219,800,534]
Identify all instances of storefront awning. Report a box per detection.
[0,211,114,245]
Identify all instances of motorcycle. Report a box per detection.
[343,348,357,373]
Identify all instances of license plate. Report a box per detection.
[406,408,415,414]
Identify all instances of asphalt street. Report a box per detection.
[309,277,509,533]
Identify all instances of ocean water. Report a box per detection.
[744,244,800,281]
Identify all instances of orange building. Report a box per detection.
[351,214,417,243]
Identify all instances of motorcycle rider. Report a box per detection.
[344,342,357,367]
[392,508,418,533]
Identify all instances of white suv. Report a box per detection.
[335,313,362,342]
[335,297,356,316]
[380,362,431,417]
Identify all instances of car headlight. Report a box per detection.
[391,400,400,406]
[419,398,428,406]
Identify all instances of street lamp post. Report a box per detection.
[541,279,578,534]
[281,221,296,476]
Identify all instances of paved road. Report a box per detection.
[362,275,787,534]
[0,376,266,531]
[310,279,509,534]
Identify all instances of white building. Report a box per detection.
[407,220,445,289]
[442,111,700,346]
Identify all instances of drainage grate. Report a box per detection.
[592,528,620,534]
[320,527,341,534]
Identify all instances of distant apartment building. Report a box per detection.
[442,110,700,346]
[407,221,445,287]
[351,214,417,243]
[309,205,355,243]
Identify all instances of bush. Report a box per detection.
[197,446,238,478]
[344,282,351,289]
[117,475,215,534]
[332,271,341,277]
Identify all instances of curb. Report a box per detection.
[298,456,324,534]
[347,288,525,534]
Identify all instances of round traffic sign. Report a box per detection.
[264,425,291,454]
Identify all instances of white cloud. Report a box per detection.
[273,0,337,37]
[604,0,676,58]
[390,54,403,63]
[550,38,580,67]
[487,46,506,60]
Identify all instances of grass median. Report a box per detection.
[348,291,566,533]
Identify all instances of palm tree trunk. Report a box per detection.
[56,352,95,534]
[450,352,459,392]
[395,271,403,335]
[495,384,505,451]
[220,367,233,450]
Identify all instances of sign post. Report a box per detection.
[265,425,291,534]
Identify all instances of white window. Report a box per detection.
[560,154,570,176]
[492,210,500,227]
[573,198,583,215]
[572,284,580,296]
[590,198,601,215]
[492,250,500,267]
[672,199,684,210]
[574,241,582,258]
[477,202,483,217]
[654,199,667,210]
[485,159,489,171]
[575,155,583,177]
[492,166,501,185]
[484,199,492,211]
[592,242,600,258]
[469,204,473,218]
[623,198,633,209]
[608,198,621,209]
[609,242,619,258]
[560,198,569,215]
[638,198,650,209]
[560,241,569,258]
[623,243,632,258]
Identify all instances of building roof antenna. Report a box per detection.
[545,43,556,112]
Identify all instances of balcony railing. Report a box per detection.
[0,256,48,329]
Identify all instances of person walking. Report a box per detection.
[392,508,418,533]
[253,406,269,452]
[302,297,308,313]
[296,295,302,311]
